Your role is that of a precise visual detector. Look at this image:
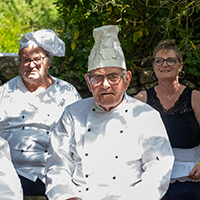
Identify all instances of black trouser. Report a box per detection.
[161,181,200,200]
[19,175,46,197]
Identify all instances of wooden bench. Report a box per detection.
[24,196,47,200]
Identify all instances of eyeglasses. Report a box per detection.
[19,55,47,66]
[89,74,124,86]
[153,57,181,66]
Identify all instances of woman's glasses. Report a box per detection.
[153,57,181,66]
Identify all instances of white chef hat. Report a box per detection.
[19,29,65,57]
[88,25,126,72]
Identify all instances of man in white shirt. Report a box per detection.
[46,25,174,200]
[0,137,23,199]
[0,29,81,196]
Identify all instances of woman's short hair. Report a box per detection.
[153,39,183,61]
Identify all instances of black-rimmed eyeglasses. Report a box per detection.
[19,55,47,66]
[153,57,181,66]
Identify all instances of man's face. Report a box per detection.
[18,46,50,85]
[85,67,132,111]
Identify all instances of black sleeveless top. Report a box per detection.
[146,87,200,148]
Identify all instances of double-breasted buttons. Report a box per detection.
[112,176,116,180]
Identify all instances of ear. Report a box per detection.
[47,57,52,69]
[124,70,132,90]
[85,73,92,92]
[179,61,184,72]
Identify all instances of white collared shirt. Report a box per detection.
[0,75,81,182]
[46,95,174,200]
[0,137,23,199]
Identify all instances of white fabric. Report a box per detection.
[46,95,174,200]
[171,146,200,183]
[0,137,23,199]
[88,25,126,72]
[19,29,65,57]
[0,75,81,182]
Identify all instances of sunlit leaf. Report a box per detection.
[71,42,76,50]
[133,32,138,43]
[74,30,79,39]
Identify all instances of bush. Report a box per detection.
[50,0,200,91]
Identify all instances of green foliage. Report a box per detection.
[51,0,200,89]
[0,0,59,53]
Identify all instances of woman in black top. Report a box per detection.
[135,39,200,200]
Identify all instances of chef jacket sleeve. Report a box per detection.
[45,110,83,200]
[118,109,174,200]
[0,137,23,200]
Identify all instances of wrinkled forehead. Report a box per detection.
[19,46,47,57]
[89,67,124,75]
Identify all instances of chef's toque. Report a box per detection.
[19,29,65,57]
[88,25,126,72]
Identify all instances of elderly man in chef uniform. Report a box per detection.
[45,25,174,200]
[0,29,81,197]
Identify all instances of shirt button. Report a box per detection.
[115,155,118,159]
[113,176,116,180]
[22,127,25,130]
[125,109,128,113]
[21,149,24,153]
[45,150,48,153]
[92,108,95,111]
[120,130,123,134]
[85,174,89,178]
[47,131,50,134]
[85,153,89,156]
[22,115,25,119]
[86,188,89,191]
[88,128,91,132]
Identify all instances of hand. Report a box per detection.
[189,164,200,180]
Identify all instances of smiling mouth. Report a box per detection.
[160,70,170,72]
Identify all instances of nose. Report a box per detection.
[162,60,168,66]
[29,60,36,68]
[102,77,111,88]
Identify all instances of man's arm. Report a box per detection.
[0,137,23,200]
[119,108,174,200]
[45,110,82,200]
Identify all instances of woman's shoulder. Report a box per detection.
[134,90,148,103]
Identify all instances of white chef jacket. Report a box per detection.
[46,94,174,200]
[0,75,81,183]
[0,136,23,200]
